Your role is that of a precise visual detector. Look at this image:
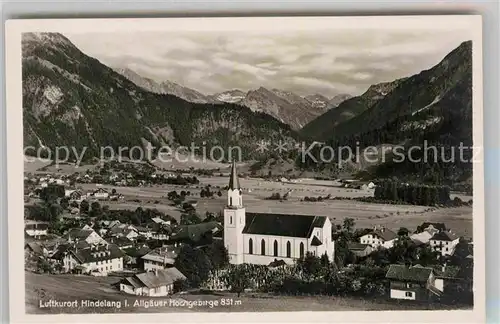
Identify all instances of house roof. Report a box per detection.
[371,228,397,241]
[25,223,49,230]
[242,213,327,238]
[170,221,221,242]
[228,160,241,190]
[65,228,94,240]
[311,236,323,246]
[142,246,178,263]
[348,242,371,251]
[108,236,133,247]
[430,231,458,242]
[25,242,45,254]
[69,244,124,264]
[130,268,186,289]
[123,246,151,258]
[420,222,447,231]
[385,264,433,283]
[269,259,287,267]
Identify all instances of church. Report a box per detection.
[223,162,335,265]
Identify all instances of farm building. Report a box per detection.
[359,226,398,249]
[347,242,373,257]
[62,243,124,275]
[385,264,441,301]
[25,222,49,239]
[141,246,178,271]
[119,268,186,296]
[65,228,106,245]
[429,231,460,256]
[224,161,335,265]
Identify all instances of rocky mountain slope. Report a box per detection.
[113,67,209,103]
[300,78,407,139]
[299,41,473,184]
[22,32,296,161]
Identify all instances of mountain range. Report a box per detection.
[22,32,473,184]
[114,68,351,130]
[22,32,296,161]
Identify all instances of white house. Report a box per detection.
[429,231,460,256]
[62,243,124,275]
[141,246,178,271]
[120,268,186,296]
[223,161,335,265]
[92,188,109,200]
[25,222,49,238]
[359,226,398,249]
[385,264,441,301]
[66,228,106,245]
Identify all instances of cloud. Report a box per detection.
[65,27,473,97]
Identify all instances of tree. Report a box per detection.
[342,218,355,234]
[89,201,102,218]
[297,252,322,279]
[204,240,229,270]
[174,244,212,288]
[60,197,69,210]
[40,184,65,202]
[80,200,90,214]
[222,265,251,297]
[397,227,409,236]
[112,188,117,194]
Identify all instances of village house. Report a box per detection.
[108,237,134,250]
[62,243,124,275]
[429,231,460,256]
[65,228,106,245]
[141,246,178,271]
[170,221,221,246]
[25,222,49,239]
[359,226,398,249]
[385,264,441,301]
[123,246,151,268]
[25,242,49,256]
[224,162,335,265]
[119,267,186,296]
[417,222,447,234]
[347,242,373,258]
[91,188,109,200]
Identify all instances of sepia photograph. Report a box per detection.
[5,15,484,322]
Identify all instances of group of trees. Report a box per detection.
[174,240,229,288]
[374,180,451,206]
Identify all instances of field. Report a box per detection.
[24,156,473,237]
[74,175,473,237]
[25,272,466,314]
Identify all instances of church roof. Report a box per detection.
[228,161,240,190]
[242,213,327,238]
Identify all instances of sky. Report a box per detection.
[66,29,471,98]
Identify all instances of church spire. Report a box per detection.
[228,160,240,190]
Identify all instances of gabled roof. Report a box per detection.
[170,221,221,242]
[311,236,323,246]
[65,228,94,240]
[348,242,371,251]
[371,228,397,241]
[108,236,133,247]
[123,246,151,258]
[430,231,458,241]
[385,264,433,283]
[228,161,240,190]
[131,268,186,289]
[25,223,49,230]
[68,244,124,264]
[420,222,447,231]
[142,246,178,263]
[242,213,327,238]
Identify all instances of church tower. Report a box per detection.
[224,161,246,264]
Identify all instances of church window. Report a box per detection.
[249,238,253,254]
[230,197,232,205]
[299,242,304,258]
[273,240,278,257]
[230,216,233,224]
[286,241,291,258]
[261,239,266,255]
